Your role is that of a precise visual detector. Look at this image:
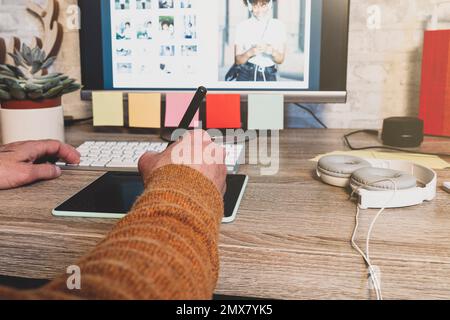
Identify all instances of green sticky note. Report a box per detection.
[248,94,284,130]
[92,92,124,126]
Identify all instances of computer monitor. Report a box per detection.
[79,0,349,103]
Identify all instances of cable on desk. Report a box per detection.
[344,130,450,158]
[293,103,328,129]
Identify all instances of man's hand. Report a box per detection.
[0,140,80,190]
[139,130,227,195]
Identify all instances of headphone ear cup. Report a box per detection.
[317,155,372,188]
[350,167,417,191]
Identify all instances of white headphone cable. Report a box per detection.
[350,179,398,300]
[351,206,382,300]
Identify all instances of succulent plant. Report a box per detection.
[0,44,81,101]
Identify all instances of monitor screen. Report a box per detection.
[79,0,349,101]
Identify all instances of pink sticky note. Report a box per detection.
[165,93,200,128]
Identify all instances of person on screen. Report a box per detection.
[137,0,150,9]
[185,21,194,39]
[181,0,192,9]
[159,0,174,9]
[0,131,227,300]
[137,21,152,39]
[233,0,287,82]
[160,20,174,40]
[116,22,132,40]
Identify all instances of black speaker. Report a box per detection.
[381,117,424,148]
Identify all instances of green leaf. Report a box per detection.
[31,47,41,63]
[39,50,47,63]
[33,72,62,80]
[61,78,76,87]
[41,78,61,92]
[43,85,64,98]
[5,64,26,79]
[62,84,81,95]
[24,82,43,92]
[8,53,26,68]
[41,56,56,70]
[10,87,27,100]
[30,61,43,74]
[0,74,26,84]
[0,69,15,78]
[0,88,11,100]
[3,78,21,89]
[27,90,44,100]
[22,43,31,55]
[0,65,16,75]
[22,44,33,65]
[14,49,28,66]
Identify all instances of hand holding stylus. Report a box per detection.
[139,130,227,195]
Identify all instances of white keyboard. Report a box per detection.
[57,141,244,174]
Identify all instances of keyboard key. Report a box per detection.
[90,161,109,168]
[106,162,138,168]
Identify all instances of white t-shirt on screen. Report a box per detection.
[235,17,287,68]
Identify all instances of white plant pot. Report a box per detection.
[0,98,65,145]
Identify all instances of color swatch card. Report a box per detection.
[206,94,241,129]
[165,93,199,128]
[92,91,124,127]
[248,94,284,130]
[128,93,161,128]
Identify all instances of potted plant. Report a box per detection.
[0,44,81,144]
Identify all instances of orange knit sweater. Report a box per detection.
[0,165,224,300]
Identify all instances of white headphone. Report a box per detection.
[316,155,437,209]
[317,155,437,300]
[247,0,273,13]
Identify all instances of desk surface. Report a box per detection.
[1,124,449,300]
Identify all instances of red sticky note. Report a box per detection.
[165,93,199,128]
[206,94,241,129]
[419,30,450,137]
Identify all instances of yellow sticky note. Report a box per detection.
[92,92,124,126]
[128,93,161,128]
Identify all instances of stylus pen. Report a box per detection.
[169,86,208,146]
[179,86,207,130]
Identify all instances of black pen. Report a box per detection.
[169,86,207,145]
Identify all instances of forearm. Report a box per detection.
[271,49,285,64]
[235,50,252,65]
[0,165,224,300]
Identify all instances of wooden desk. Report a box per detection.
[0,124,449,300]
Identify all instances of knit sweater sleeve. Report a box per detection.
[0,165,224,300]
